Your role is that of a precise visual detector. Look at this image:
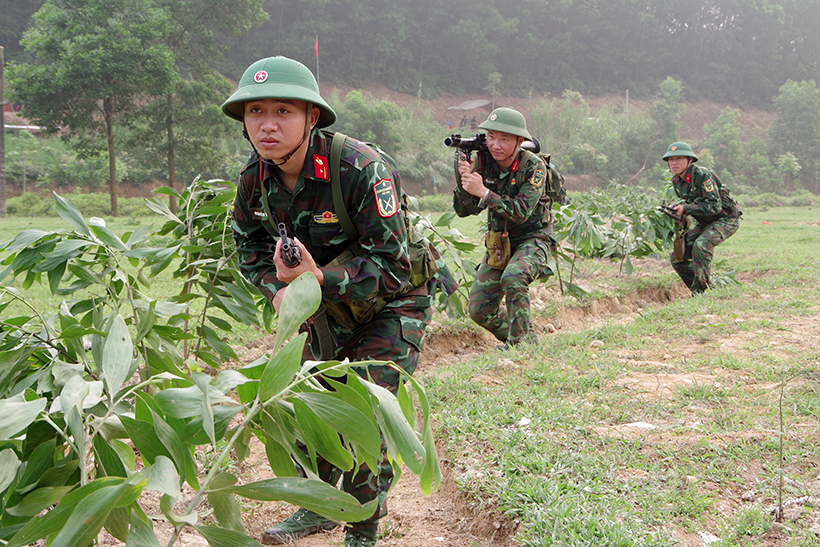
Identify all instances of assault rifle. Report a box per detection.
[445,133,541,214]
[657,203,683,223]
[278,222,302,268]
[444,133,541,170]
[657,202,686,262]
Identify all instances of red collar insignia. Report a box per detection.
[314,154,329,180]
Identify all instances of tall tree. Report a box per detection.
[135,0,266,213]
[7,0,174,216]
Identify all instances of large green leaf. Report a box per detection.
[361,380,426,475]
[53,193,90,236]
[0,394,47,440]
[259,333,307,402]
[103,314,133,397]
[6,477,138,547]
[274,272,321,352]
[125,509,162,547]
[194,525,264,547]
[292,397,354,472]
[149,409,198,489]
[208,491,245,533]
[0,448,21,494]
[31,239,90,273]
[90,224,129,251]
[223,477,378,522]
[295,392,381,459]
[1,229,54,252]
[5,486,74,517]
[47,476,146,547]
[140,456,181,500]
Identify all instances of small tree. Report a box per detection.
[769,80,820,192]
[7,0,175,216]
[776,152,802,191]
[704,107,743,175]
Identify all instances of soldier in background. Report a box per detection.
[224,55,445,547]
[453,107,555,350]
[663,141,742,294]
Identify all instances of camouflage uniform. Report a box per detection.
[453,149,554,346]
[671,163,742,293]
[232,127,434,534]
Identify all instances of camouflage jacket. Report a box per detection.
[231,128,419,311]
[452,148,553,246]
[674,164,742,225]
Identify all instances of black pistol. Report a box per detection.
[278,222,302,268]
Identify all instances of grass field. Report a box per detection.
[419,205,820,547]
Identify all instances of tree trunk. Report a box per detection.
[166,94,177,214]
[103,96,118,217]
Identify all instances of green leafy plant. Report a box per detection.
[0,183,439,546]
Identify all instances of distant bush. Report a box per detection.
[735,191,814,208]
[5,192,159,217]
[417,194,452,212]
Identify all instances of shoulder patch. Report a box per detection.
[703,178,715,193]
[373,178,398,218]
[530,168,546,188]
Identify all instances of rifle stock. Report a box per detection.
[658,203,686,262]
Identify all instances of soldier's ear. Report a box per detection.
[309,105,321,129]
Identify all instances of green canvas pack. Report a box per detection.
[323,132,440,330]
[516,150,570,207]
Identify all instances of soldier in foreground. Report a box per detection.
[451,107,556,350]
[662,141,742,294]
[224,56,444,547]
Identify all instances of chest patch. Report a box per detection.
[703,178,715,193]
[373,178,398,218]
[314,211,339,224]
[531,168,546,188]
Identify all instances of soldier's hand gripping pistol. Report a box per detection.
[658,202,686,263]
[277,222,302,268]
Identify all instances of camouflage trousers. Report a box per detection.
[671,216,739,294]
[298,293,432,532]
[469,237,553,346]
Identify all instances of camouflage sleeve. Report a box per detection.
[321,160,412,304]
[451,156,480,218]
[682,168,723,217]
[484,154,547,224]
[231,170,286,306]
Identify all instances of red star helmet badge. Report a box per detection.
[254,70,268,83]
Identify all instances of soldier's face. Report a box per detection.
[243,99,319,161]
[667,156,692,176]
[486,130,522,167]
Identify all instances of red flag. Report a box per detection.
[314,38,318,57]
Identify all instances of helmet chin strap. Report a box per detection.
[243,103,315,168]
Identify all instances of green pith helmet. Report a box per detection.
[662,141,699,162]
[221,56,336,128]
[478,107,532,140]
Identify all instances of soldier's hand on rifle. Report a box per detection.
[673,204,685,218]
[458,159,488,198]
[274,238,325,286]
